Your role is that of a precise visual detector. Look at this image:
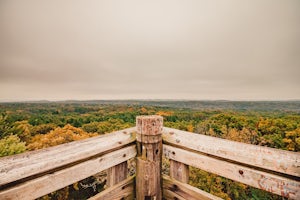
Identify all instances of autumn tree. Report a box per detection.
[283,128,300,151]
[82,118,131,134]
[27,124,97,150]
[31,123,57,136]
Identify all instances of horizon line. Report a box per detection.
[1,98,300,103]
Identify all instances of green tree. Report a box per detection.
[0,113,14,139]
[0,135,26,157]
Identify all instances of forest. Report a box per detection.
[0,101,299,200]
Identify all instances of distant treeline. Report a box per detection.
[2,100,300,112]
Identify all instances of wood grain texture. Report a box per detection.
[170,160,189,183]
[89,176,135,200]
[163,127,300,177]
[0,145,136,200]
[136,116,163,200]
[107,162,128,187]
[163,144,300,199]
[136,115,163,136]
[163,175,222,200]
[0,127,136,186]
[136,158,161,200]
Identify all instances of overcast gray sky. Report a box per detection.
[0,0,299,101]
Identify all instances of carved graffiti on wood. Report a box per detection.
[258,175,296,198]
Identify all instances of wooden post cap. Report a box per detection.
[136,115,163,135]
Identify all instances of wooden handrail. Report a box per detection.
[0,127,136,199]
[88,176,135,200]
[163,127,300,177]
[163,127,300,199]
[0,127,136,187]
[163,175,222,200]
[0,116,299,200]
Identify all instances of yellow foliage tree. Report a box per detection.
[140,107,148,113]
[156,111,174,117]
[27,124,97,150]
[14,120,32,142]
[186,124,194,132]
[223,127,258,144]
[283,128,300,151]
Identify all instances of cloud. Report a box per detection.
[0,0,299,101]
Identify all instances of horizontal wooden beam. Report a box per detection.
[88,176,135,200]
[0,127,136,187]
[163,175,222,200]
[163,127,300,177]
[163,144,300,199]
[0,145,136,200]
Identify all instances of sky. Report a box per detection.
[0,0,299,101]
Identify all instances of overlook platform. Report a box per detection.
[0,116,299,200]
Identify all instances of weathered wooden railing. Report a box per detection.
[0,115,299,200]
[0,128,137,200]
[162,127,300,199]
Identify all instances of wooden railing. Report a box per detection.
[0,128,137,200]
[0,116,299,200]
[162,127,300,199]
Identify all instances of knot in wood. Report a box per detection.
[172,184,179,192]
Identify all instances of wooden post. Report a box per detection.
[136,115,163,200]
[170,160,189,183]
[107,162,127,187]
